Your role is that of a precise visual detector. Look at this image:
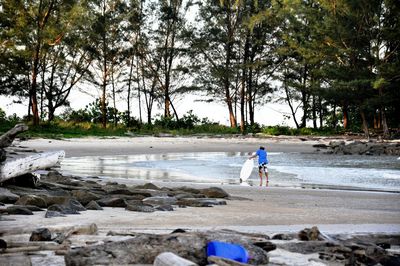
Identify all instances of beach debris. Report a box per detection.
[206,241,249,263]
[0,150,65,183]
[0,124,65,184]
[154,252,198,266]
[64,230,270,265]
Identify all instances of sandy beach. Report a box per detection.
[4,135,399,235]
[1,136,400,266]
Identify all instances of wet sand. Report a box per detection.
[5,135,399,235]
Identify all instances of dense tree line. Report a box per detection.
[0,0,399,137]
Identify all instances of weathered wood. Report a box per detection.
[0,150,65,183]
[0,124,28,148]
[154,252,198,266]
[0,223,97,237]
[2,246,41,253]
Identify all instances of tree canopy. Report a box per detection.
[0,0,399,137]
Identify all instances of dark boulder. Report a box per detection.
[29,228,52,241]
[85,200,103,210]
[45,210,65,218]
[134,183,160,190]
[97,197,127,207]
[126,203,155,213]
[199,187,230,198]
[5,206,33,215]
[0,188,20,203]
[71,190,100,205]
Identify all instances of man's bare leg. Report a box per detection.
[259,172,262,186]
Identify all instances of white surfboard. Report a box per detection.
[240,159,254,182]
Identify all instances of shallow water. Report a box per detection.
[60,152,400,192]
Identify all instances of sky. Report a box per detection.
[0,91,296,127]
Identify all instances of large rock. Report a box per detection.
[85,200,103,210]
[71,190,100,205]
[298,226,321,241]
[97,197,127,207]
[15,194,46,208]
[0,188,19,203]
[47,199,86,215]
[29,228,52,241]
[126,203,155,213]
[5,206,33,215]
[199,187,230,198]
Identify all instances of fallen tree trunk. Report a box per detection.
[0,124,28,149]
[0,150,65,183]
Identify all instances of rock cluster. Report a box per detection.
[1,172,399,265]
[0,171,230,218]
[62,226,400,266]
[314,140,400,156]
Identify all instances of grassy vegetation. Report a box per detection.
[0,119,343,139]
[0,107,343,138]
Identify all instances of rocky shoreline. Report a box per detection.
[314,140,400,156]
[1,171,400,265]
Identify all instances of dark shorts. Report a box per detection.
[258,163,268,173]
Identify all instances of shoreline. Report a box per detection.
[4,136,400,231]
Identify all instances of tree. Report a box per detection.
[0,0,79,125]
[192,0,243,128]
[85,0,130,128]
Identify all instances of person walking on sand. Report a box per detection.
[249,146,269,186]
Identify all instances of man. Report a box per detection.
[249,146,269,186]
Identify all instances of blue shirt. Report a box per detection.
[256,149,268,164]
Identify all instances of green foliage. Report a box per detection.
[262,125,338,136]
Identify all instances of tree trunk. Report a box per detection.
[101,1,107,128]
[31,42,41,126]
[378,88,389,138]
[312,95,317,129]
[240,32,250,133]
[360,109,369,139]
[284,80,300,129]
[300,65,308,128]
[224,5,236,128]
[342,102,349,129]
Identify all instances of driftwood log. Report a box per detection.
[0,124,65,183]
[0,124,28,149]
[0,150,65,183]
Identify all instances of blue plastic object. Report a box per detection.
[206,241,249,263]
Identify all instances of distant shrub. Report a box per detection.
[262,125,294,136]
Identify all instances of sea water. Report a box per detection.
[60,152,400,192]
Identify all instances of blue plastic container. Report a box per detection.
[206,241,249,263]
